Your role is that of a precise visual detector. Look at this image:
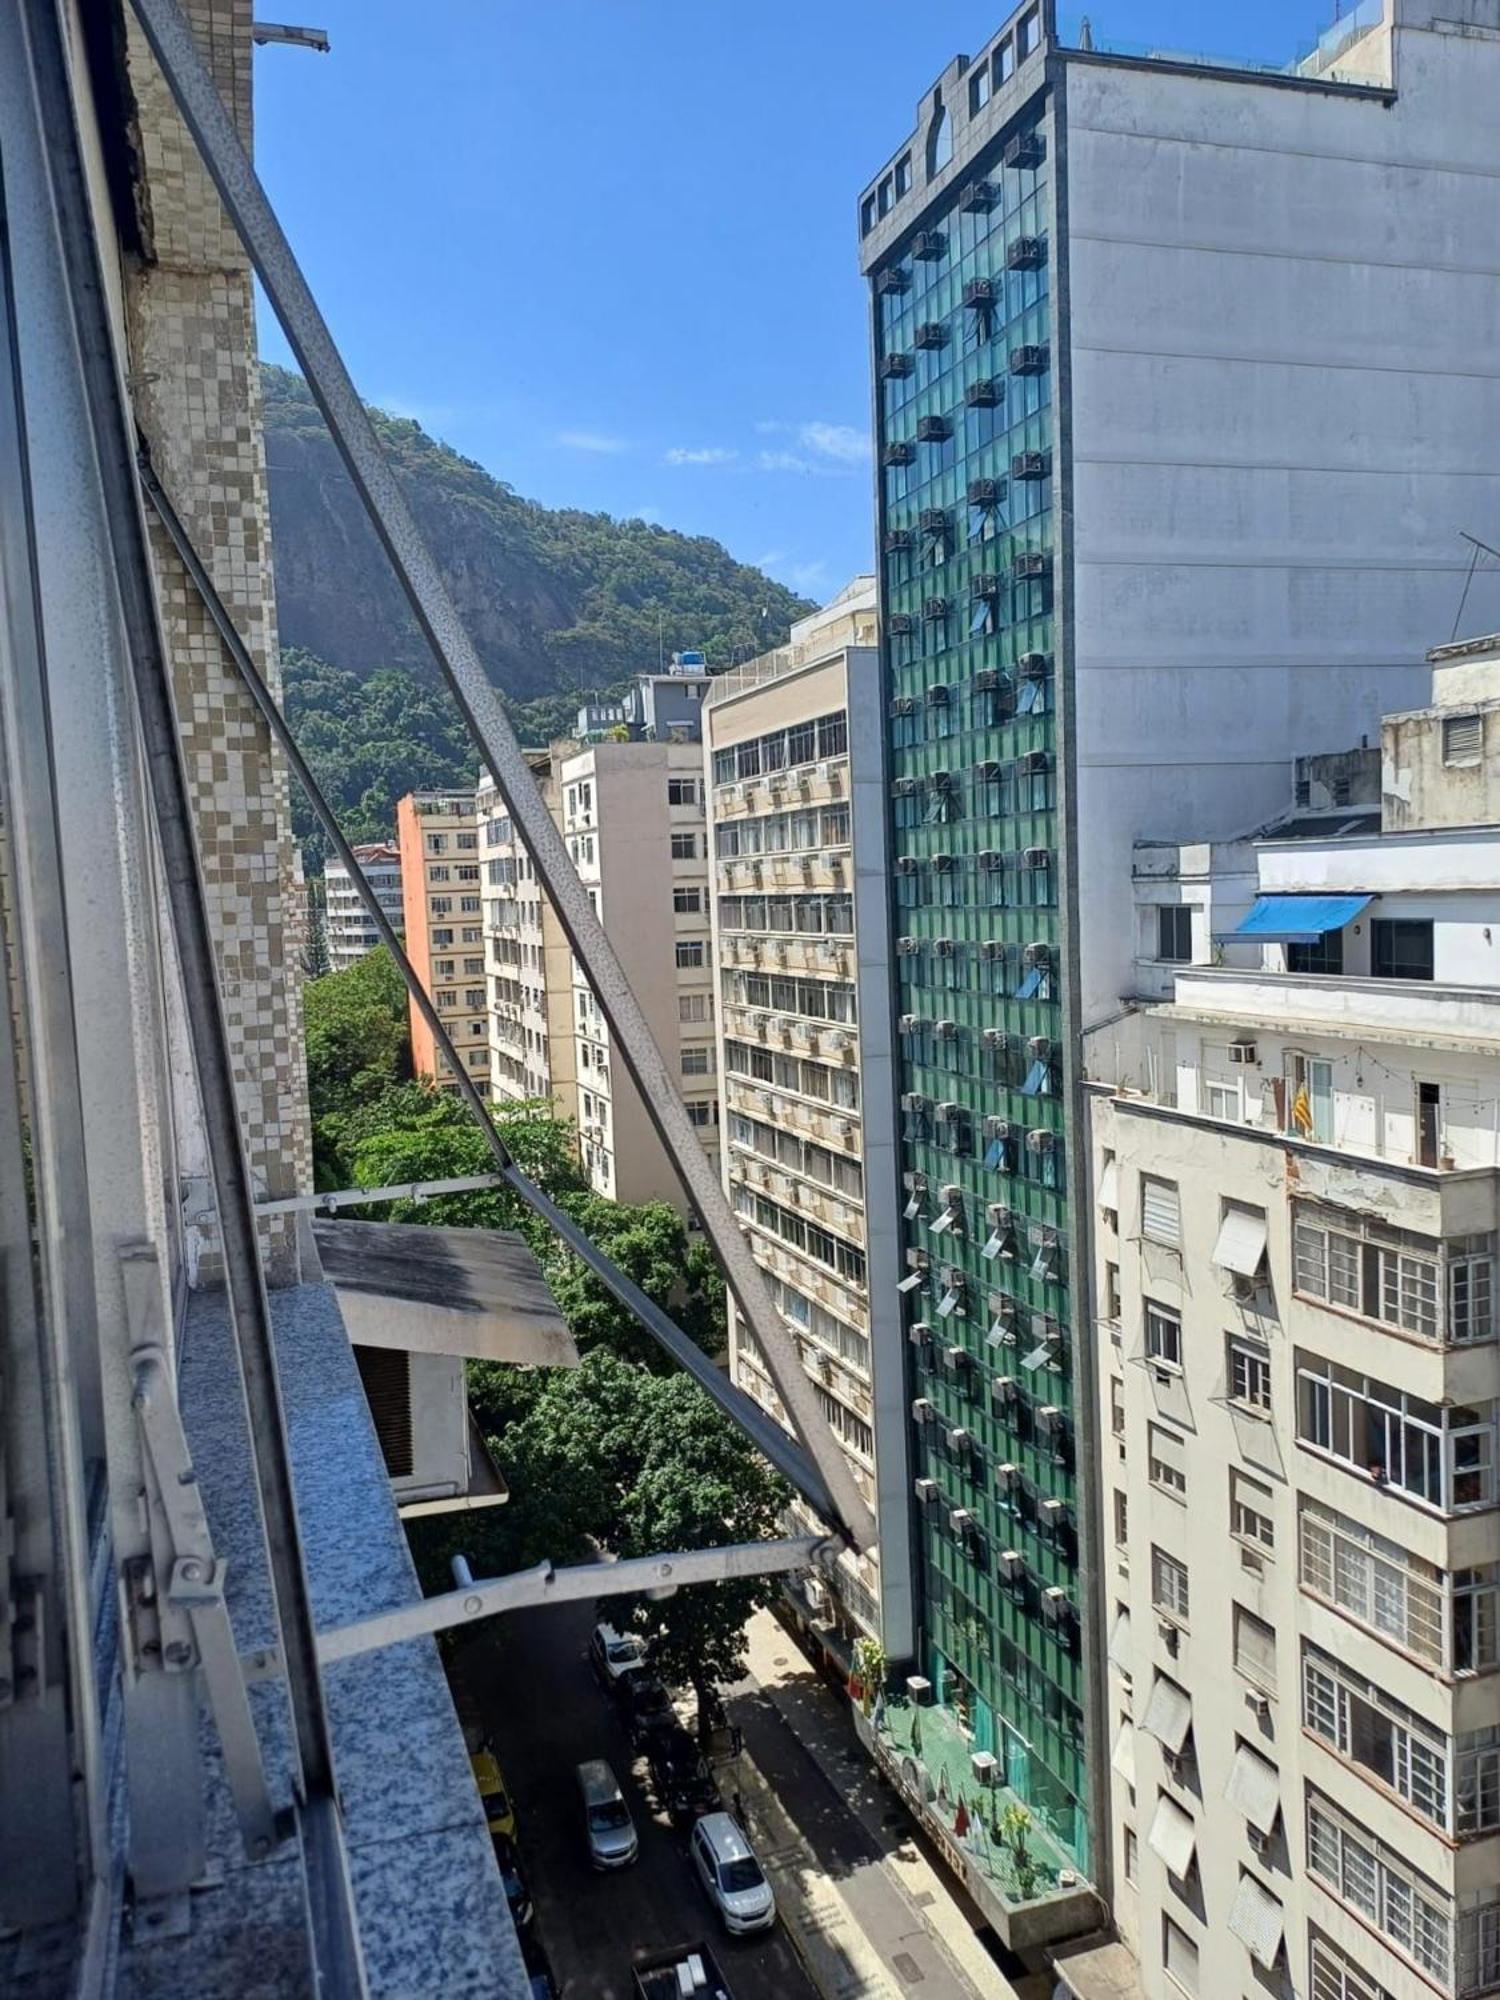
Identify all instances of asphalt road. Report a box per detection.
[452,1597,818,2000]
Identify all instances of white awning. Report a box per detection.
[1224,1742,1280,1835]
[1148,1792,1197,1878]
[1228,1871,1284,1969]
[1111,1721,1136,1790]
[1108,1609,1133,1673]
[1098,1158,1119,1211]
[1141,1674,1192,1754]
[1212,1205,1268,1277]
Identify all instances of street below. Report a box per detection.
[451,1596,818,2000]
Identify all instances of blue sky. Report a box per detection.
[255,0,1336,605]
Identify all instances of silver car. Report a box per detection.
[577,1759,638,1870]
[690,1811,775,1934]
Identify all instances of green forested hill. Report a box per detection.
[262,365,813,699]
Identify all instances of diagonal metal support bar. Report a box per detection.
[138,451,844,1530]
[318,1535,833,1666]
[128,0,875,1554]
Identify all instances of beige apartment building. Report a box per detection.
[705,579,913,1660]
[396,789,488,1091]
[477,754,578,1114]
[560,723,718,1207]
[1086,639,1500,2000]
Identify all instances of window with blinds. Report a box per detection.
[1443,711,1483,766]
[1233,1604,1277,1689]
[1148,1424,1187,1498]
[353,1344,414,1479]
[1141,1174,1181,1247]
[1163,1915,1199,1995]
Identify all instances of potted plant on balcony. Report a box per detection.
[999,1801,1037,1900]
[852,1635,886,1718]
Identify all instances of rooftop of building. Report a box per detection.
[705,577,878,710]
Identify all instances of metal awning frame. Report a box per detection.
[129,0,874,1554]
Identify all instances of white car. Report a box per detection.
[588,1620,646,1688]
[690,1812,775,1935]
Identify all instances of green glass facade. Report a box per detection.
[870,98,1088,1870]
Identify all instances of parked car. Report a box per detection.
[470,1749,517,1846]
[577,1758,639,1870]
[615,1670,673,1745]
[589,1620,648,1688]
[689,1812,775,1936]
[492,1834,533,1931]
[646,1721,719,1824]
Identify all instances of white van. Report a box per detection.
[689,1811,775,1934]
[577,1758,638,1870]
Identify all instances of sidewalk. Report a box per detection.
[729,1610,1031,2000]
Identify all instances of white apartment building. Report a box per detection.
[1085,638,1500,2000]
[324,840,403,973]
[705,579,913,1660]
[560,729,718,1208]
[477,755,578,1115]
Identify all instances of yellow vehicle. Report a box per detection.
[470,1749,517,1846]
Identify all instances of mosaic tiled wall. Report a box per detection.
[125,0,312,1282]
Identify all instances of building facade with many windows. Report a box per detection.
[395,790,488,1091]
[705,580,913,1660]
[477,753,579,1114]
[324,840,404,973]
[860,0,1500,1903]
[1088,640,1500,2000]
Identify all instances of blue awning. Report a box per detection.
[1228,893,1371,944]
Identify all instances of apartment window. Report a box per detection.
[679,993,709,1023]
[1443,712,1483,766]
[464,987,484,1009]
[1148,1424,1187,1500]
[676,940,705,968]
[1372,918,1434,982]
[1303,1644,1449,1829]
[457,831,477,851]
[1152,1547,1190,1623]
[1157,905,1192,963]
[1233,1605,1277,1689]
[1163,1915,1198,1997]
[686,1100,715,1127]
[1455,1563,1500,1673]
[1227,1337,1272,1413]
[1123,1825,1138,1884]
[996,35,1015,83]
[1145,1301,1182,1372]
[1231,1470,1276,1553]
[1141,1175,1180,1247]
[426,833,448,854]
[670,832,697,860]
[1307,1792,1453,1985]
[1308,1935,1395,2000]
[1113,1489,1130,1546]
[1297,1351,1496,1511]
[969,63,992,112]
[1103,1262,1122,1322]
[1299,1498,1444,1665]
[673,887,703,915]
[1450,1235,1495,1341]
[1110,1376,1126,1439]
[668,777,699,807]
[1286,1051,1334,1142]
[1289,928,1344,976]
[434,989,456,1008]
[1293,1203,1443,1341]
[428,864,450,883]
[429,896,452,915]
[681,1047,712,1076]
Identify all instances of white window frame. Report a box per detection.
[1145,1300,1182,1373]
[1152,1545,1190,1624]
[1141,1174,1181,1247]
[1230,1469,1275,1553]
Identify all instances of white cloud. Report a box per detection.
[784,558,830,593]
[664,445,738,466]
[756,448,813,474]
[557,429,628,454]
[798,420,870,465]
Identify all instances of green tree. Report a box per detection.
[302,948,412,1182]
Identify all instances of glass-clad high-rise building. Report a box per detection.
[859,0,1500,1911]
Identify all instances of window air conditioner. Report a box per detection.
[1023,941,1051,966]
[913,1477,937,1504]
[1228,1041,1258,1065]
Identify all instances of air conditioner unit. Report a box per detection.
[1157,1620,1181,1655]
[1017,652,1049,680]
[935,1019,958,1040]
[998,1549,1025,1579]
[1228,1041,1258,1065]
[900,1092,929,1114]
[1246,1825,1270,1857]
[944,1343,967,1371]
[1037,1404,1063,1433]
[1023,941,1051,967]
[970,1750,998,1786]
[985,1118,1014,1142]
[913,1477,937,1504]
[1026,1129,1055,1154]
[911,1397,934,1424]
[1027,1035,1053,1060]
[934,939,956,960]
[1042,1586,1068,1624]
[1161,1746,1185,1783]
[898,937,922,956]
[946,1428,971,1454]
[899,1013,920,1034]
[995,1461,1020,1491]
[949,1507,975,1536]
[962,277,995,307]
[1024,846,1051,869]
[1244,1688,1273,1721]
[895,855,919,877]
[993,1376,1018,1406]
[907,1321,933,1347]
[911,229,945,260]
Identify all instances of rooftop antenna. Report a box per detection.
[1451,530,1500,642]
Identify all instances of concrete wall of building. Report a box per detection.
[1384,699,1500,833]
[1062,21,1500,1030]
[397,793,484,1090]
